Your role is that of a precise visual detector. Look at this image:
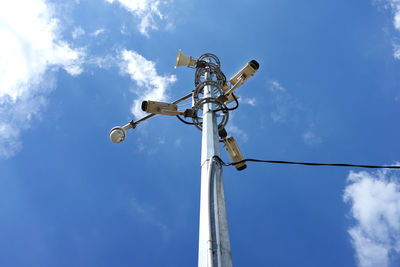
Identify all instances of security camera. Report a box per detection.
[223,136,247,171]
[110,126,126,143]
[229,60,259,85]
[141,100,183,116]
[224,60,259,96]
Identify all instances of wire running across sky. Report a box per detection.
[213,156,400,169]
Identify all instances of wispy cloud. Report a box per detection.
[72,26,85,39]
[270,80,286,92]
[87,54,116,69]
[175,138,182,148]
[267,80,322,146]
[388,0,400,58]
[241,96,256,106]
[302,130,322,146]
[0,0,85,158]
[0,123,22,158]
[343,168,400,267]
[157,136,165,145]
[90,28,105,37]
[129,197,170,240]
[118,49,177,119]
[226,120,248,143]
[394,43,400,59]
[105,0,171,37]
[268,80,302,123]
[387,0,400,31]
[121,24,129,35]
[376,0,400,59]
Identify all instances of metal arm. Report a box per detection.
[119,92,193,131]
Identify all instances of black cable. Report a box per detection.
[225,93,239,111]
[212,156,400,170]
[176,115,195,125]
[215,93,239,112]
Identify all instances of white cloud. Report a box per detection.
[87,54,116,69]
[129,197,170,240]
[270,80,286,92]
[72,26,85,39]
[175,138,181,148]
[0,123,22,158]
[380,0,400,58]
[106,0,169,37]
[389,0,400,31]
[343,169,400,267]
[267,80,323,146]
[90,28,105,37]
[241,97,256,106]
[226,123,248,143]
[0,0,85,158]
[0,88,51,157]
[157,136,165,145]
[394,43,400,59]
[121,24,129,35]
[302,130,322,146]
[268,80,302,122]
[118,49,176,119]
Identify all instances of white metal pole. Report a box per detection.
[198,68,232,267]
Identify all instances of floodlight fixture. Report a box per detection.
[109,126,126,143]
[109,121,138,143]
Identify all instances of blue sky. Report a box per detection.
[1,0,400,266]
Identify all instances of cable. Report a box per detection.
[178,102,192,107]
[176,115,195,125]
[215,93,239,112]
[212,156,400,170]
[226,93,239,111]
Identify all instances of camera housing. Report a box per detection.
[223,60,259,97]
[141,100,181,116]
[229,60,259,86]
[223,136,247,171]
